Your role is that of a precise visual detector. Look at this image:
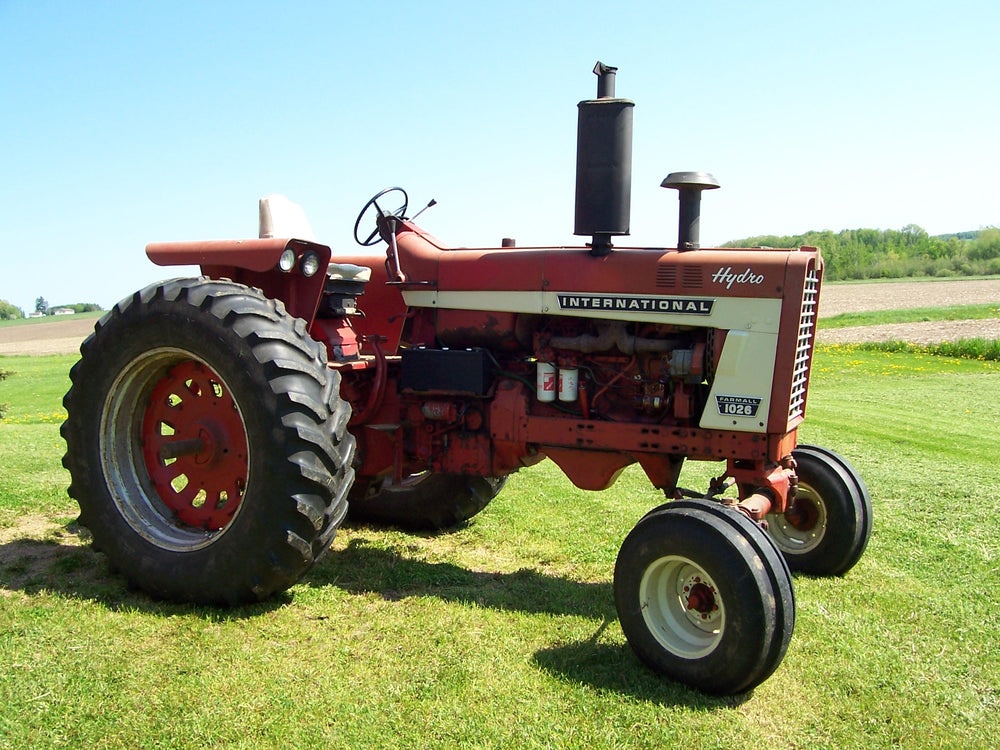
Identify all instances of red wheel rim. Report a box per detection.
[785,496,821,531]
[141,360,249,530]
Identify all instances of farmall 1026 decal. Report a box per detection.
[716,395,762,417]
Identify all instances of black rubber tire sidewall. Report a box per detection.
[767,446,870,576]
[62,278,354,604]
[665,500,795,692]
[794,444,873,572]
[614,502,792,695]
[347,473,506,530]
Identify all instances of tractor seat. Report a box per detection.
[327,263,372,283]
[258,194,317,242]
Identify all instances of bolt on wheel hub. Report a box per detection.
[681,574,722,626]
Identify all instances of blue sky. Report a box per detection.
[1,1,996,314]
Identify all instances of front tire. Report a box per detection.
[614,500,795,695]
[765,445,872,576]
[61,277,355,604]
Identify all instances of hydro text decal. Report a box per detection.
[557,295,714,315]
[712,266,765,290]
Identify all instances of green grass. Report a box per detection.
[853,338,1000,361]
[817,303,1000,329]
[0,355,76,517]
[2,350,999,749]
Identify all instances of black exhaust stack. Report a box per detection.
[661,171,720,250]
[574,62,634,257]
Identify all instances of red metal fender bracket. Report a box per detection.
[145,238,332,323]
[146,237,330,273]
[726,457,797,521]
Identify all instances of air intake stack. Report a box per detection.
[661,171,720,250]
[574,62,634,257]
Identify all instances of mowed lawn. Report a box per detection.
[1,347,998,749]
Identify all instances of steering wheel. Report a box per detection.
[353,187,409,246]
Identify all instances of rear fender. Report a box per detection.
[146,238,331,324]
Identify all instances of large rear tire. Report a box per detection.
[765,445,872,576]
[61,277,355,604]
[348,473,506,530]
[614,500,795,695]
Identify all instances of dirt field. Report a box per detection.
[2,279,999,356]
[817,278,1000,316]
[0,317,97,356]
[816,278,1000,344]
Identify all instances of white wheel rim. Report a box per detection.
[638,555,724,659]
[767,482,827,555]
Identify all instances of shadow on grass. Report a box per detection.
[304,536,618,621]
[1,519,618,623]
[306,537,750,706]
[0,521,287,619]
[2,521,749,706]
[532,633,752,709]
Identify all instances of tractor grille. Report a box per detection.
[788,266,820,423]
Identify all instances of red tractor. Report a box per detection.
[62,64,871,695]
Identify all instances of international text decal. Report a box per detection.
[712,266,765,290]
[716,395,762,417]
[557,295,714,315]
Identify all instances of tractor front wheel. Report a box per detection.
[765,445,872,576]
[614,499,795,695]
[61,277,355,604]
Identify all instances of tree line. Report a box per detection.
[0,298,103,320]
[723,226,1000,281]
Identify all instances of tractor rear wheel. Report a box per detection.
[765,445,872,576]
[614,499,795,695]
[347,473,506,530]
[61,277,355,604]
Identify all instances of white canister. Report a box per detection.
[536,361,557,402]
[558,367,579,402]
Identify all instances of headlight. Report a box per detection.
[278,248,296,272]
[300,251,321,277]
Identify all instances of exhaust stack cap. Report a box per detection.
[594,61,617,98]
[661,172,720,251]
